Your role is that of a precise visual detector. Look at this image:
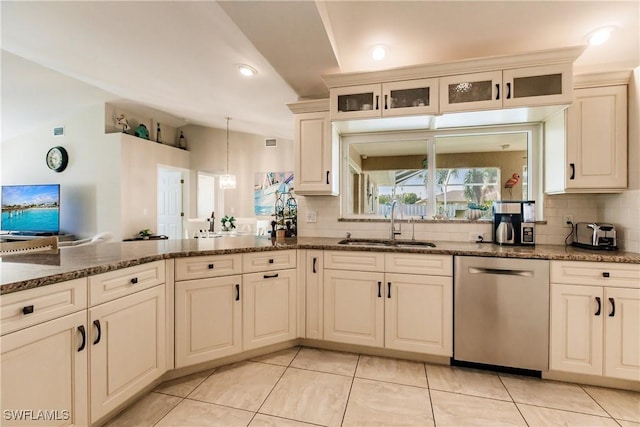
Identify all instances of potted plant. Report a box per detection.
[220,215,236,232]
[138,229,152,239]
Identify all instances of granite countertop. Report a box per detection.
[2,236,639,295]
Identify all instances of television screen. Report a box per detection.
[1,184,60,234]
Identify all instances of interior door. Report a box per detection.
[157,168,183,239]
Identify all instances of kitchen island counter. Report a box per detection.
[2,236,638,294]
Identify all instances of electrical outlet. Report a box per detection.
[563,215,574,228]
[306,210,317,223]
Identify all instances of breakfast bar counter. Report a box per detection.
[2,236,639,294]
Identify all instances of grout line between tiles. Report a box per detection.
[496,372,529,426]
[339,354,360,427]
[579,383,620,421]
[151,391,187,427]
[424,362,437,427]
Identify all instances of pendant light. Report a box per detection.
[219,117,236,189]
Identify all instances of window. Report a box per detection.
[342,125,539,220]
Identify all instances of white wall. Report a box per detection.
[1,104,122,239]
[183,124,294,220]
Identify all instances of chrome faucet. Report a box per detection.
[390,200,402,240]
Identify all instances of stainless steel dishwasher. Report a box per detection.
[454,256,550,373]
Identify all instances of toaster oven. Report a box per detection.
[573,223,617,250]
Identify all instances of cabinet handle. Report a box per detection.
[264,273,279,279]
[312,257,317,274]
[235,284,240,301]
[78,325,86,352]
[375,95,380,110]
[569,163,575,180]
[377,281,382,298]
[387,282,391,298]
[506,82,511,99]
[93,319,102,345]
[495,83,500,100]
[326,171,330,185]
[595,297,601,316]
[608,297,616,317]
[384,94,388,109]
[602,272,610,278]
[208,264,214,269]
[268,258,275,264]
[22,305,34,315]
[130,277,138,285]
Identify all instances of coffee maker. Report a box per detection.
[492,201,536,245]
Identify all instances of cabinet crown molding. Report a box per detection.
[287,99,330,114]
[322,45,586,89]
[573,71,633,89]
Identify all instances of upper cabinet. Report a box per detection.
[545,72,630,194]
[440,64,572,113]
[288,100,339,196]
[330,79,439,120]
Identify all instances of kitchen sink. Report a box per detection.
[337,238,436,248]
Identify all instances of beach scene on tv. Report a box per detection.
[1,185,60,233]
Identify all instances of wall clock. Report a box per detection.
[46,146,69,172]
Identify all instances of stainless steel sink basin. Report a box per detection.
[337,238,436,248]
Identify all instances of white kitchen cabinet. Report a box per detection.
[323,251,453,355]
[440,64,572,113]
[293,110,339,195]
[242,269,297,350]
[175,275,242,368]
[305,250,324,340]
[550,261,640,381]
[324,269,385,347]
[330,80,439,120]
[545,83,628,194]
[0,311,88,427]
[89,285,166,423]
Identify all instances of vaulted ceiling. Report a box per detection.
[2,1,638,141]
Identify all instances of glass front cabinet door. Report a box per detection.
[502,64,572,108]
[330,79,439,120]
[439,71,503,113]
[382,78,439,117]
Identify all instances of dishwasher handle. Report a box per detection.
[468,267,534,278]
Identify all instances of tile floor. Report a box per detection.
[105,346,640,427]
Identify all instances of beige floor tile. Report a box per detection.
[499,375,609,417]
[260,367,352,427]
[103,392,181,427]
[356,354,427,388]
[583,385,640,423]
[153,369,215,398]
[250,413,320,427]
[430,390,526,426]
[617,419,640,427]
[251,346,300,366]
[426,364,511,400]
[189,361,285,411]
[290,347,359,376]
[342,378,433,427]
[517,403,619,427]
[156,398,254,427]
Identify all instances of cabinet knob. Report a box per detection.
[268,259,274,264]
[130,277,138,285]
[22,305,34,315]
[602,272,610,278]
[208,264,215,269]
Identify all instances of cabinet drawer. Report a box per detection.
[385,253,452,276]
[324,250,385,272]
[243,250,296,273]
[551,261,640,289]
[1,278,87,335]
[89,260,165,306]
[175,254,242,281]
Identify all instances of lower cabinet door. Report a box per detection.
[0,311,88,426]
[385,273,452,355]
[242,269,296,350]
[323,270,384,347]
[175,276,243,368]
[604,287,640,381]
[550,284,603,375]
[89,285,166,423]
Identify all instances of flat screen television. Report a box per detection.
[1,184,61,235]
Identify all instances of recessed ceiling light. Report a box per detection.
[370,44,387,61]
[587,26,615,46]
[238,64,257,77]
